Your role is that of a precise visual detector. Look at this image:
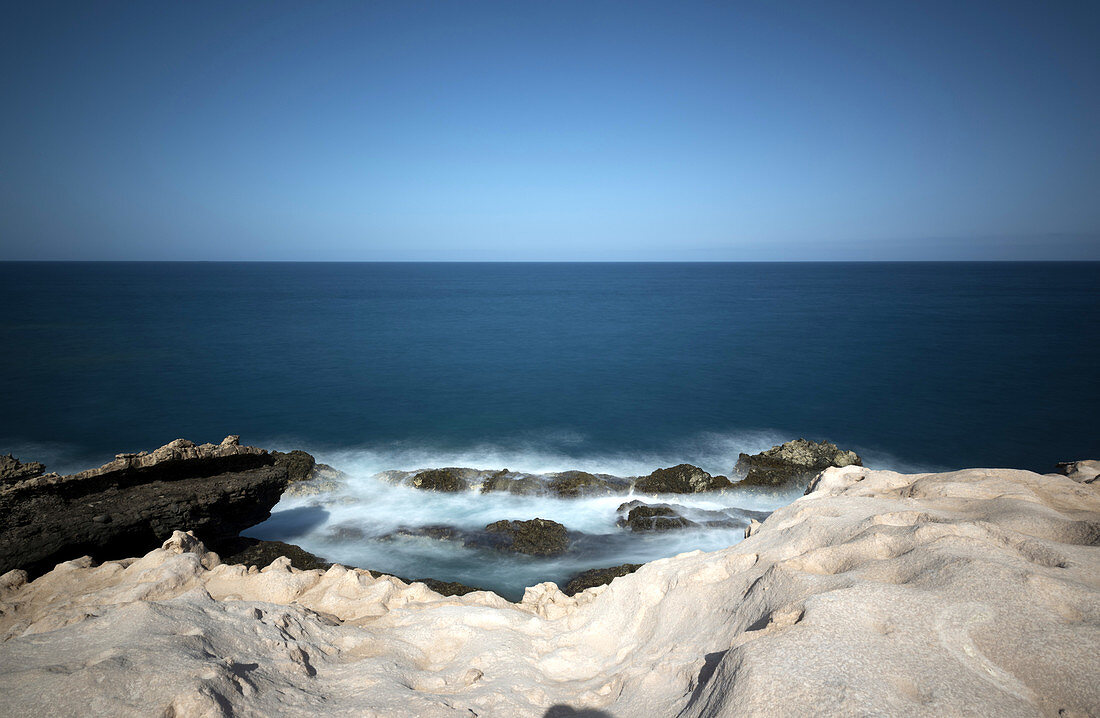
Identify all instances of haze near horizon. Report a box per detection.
[1,1,1098,261]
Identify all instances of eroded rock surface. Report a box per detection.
[734,438,862,487]
[4,465,1097,717]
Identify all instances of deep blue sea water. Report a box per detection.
[4,261,1097,597]
[2,261,1096,473]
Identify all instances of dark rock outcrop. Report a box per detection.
[563,563,643,596]
[617,503,696,531]
[633,464,732,493]
[410,468,471,492]
[624,505,692,531]
[214,536,333,572]
[484,518,570,556]
[547,470,624,497]
[734,439,862,488]
[480,470,545,495]
[271,449,317,483]
[0,436,290,577]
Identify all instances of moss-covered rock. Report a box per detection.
[734,439,862,488]
[616,503,696,531]
[547,470,623,498]
[410,467,469,492]
[562,563,643,596]
[479,470,545,495]
[633,464,732,493]
[484,518,570,556]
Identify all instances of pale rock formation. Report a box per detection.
[1,465,1098,717]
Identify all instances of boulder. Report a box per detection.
[562,563,643,596]
[633,464,732,493]
[734,438,861,488]
[484,518,570,556]
[0,436,290,577]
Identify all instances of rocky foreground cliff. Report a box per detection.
[1,464,1097,717]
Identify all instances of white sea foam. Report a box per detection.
[247,429,936,600]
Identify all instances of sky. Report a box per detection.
[1,0,1098,261]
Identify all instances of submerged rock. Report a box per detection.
[562,563,643,596]
[633,464,732,493]
[734,438,861,488]
[484,518,570,556]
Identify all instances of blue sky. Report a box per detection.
[1,1,1098,260]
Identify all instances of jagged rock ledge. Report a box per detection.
[0,436,338,578]
[1,463,1097,716]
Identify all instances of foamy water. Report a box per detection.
[244,433,928,600]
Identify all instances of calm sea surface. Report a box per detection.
[2,262,1097,474]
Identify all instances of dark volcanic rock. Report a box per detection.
[270,449,322,483]
[0,454,49,485]
[0,436,290,577]
[484,518,570,556]
[563,563,643,596]
[734,439,862,488]
[410,468,470,492]
[633,464,732,493]
[617,503,696,532]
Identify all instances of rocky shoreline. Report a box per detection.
[0,435,860,596]
[1,456,1096,716]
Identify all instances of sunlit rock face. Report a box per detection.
[2,464,1097,717]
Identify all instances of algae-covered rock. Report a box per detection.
[547,470,624,497]
[617,503,695,531]
[484,518,570,556]
[479,470,544,495]
[734,439,862,488]
[271,450,317,483]
[410,468,469,492]
[563,563,643,596]
[214,536,333,572]
[633,464,732,493]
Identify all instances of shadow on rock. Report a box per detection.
[544,706,614,718]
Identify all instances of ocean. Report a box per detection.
[2,261,1097,597]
